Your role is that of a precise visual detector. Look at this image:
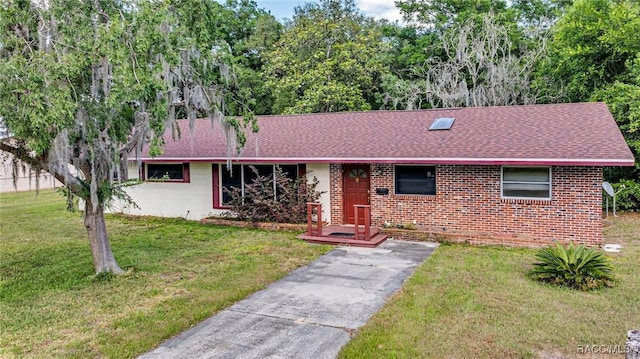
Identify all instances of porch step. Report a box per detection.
[297,225,389,248]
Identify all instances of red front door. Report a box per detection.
[343,164,370,224]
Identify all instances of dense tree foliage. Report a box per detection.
[216,0,283,115]
[397,0,569,30]
[548,0,640,102]
[0,0,253,273]
[382,14,549,109]
[262,0,389,114]
[546,0,640,206]
[397,0,514,31]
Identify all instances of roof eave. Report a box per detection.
[134,157,635,167]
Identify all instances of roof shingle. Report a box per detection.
[143,102,635,166]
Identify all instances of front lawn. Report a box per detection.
[3,189,638,358]
[340,214,640,358]
[0,190,331,358]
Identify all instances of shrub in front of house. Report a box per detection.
[613,179,640,211]
[225,166,324,224]
[531,242,614,291]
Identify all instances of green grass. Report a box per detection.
[340,214,640,359]
[3,190,639,358]
[0,190,331,358]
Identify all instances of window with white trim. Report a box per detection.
[394,165,436,195]
[219,164,298,205]
[501,167,551,199]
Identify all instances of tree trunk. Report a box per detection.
[84,199,124,274]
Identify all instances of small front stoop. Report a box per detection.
[298,225,388,248]
[297,203,388,248]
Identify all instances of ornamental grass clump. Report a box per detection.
[531,242,614,291]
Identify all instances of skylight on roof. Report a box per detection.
[429,117,455,131]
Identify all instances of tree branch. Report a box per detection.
[0,139,85,197]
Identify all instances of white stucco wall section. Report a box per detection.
[111,162,333,222]
[111,162,227,220]
[306,163,331,224]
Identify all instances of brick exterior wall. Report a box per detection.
[329,164,344,225]
[329,164,603,247]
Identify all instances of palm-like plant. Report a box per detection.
[532,242,614,291]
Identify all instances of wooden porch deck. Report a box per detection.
[297,225,388,248]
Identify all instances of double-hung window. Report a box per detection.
[501,167,551,199]
[394,165,436,195]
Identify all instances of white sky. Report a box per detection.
[255,0,403,22]
[356,0,403,22]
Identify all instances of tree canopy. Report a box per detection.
[0,0,252,273]
[382,13,549,109]
[397,0,511,30]
[546,0,640,186]
[548,0,640,102]
[262,0,389,114]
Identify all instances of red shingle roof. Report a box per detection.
[142,102,635,166]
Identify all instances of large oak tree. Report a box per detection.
[0,0,251,274]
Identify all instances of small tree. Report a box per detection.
[225,166,324,223]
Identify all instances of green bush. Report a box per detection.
[531,242,614,291]
[225,166,325,223]
[612,180,640,211]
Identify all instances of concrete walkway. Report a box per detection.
[139,239,438,359]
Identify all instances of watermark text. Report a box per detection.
[577,344,638,355]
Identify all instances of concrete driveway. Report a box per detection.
[138,239,438,359]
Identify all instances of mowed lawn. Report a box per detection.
[340,214,640,358]
[0,190,331,358]
[2,190,639,359]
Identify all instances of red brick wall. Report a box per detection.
[329,164,603,247]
